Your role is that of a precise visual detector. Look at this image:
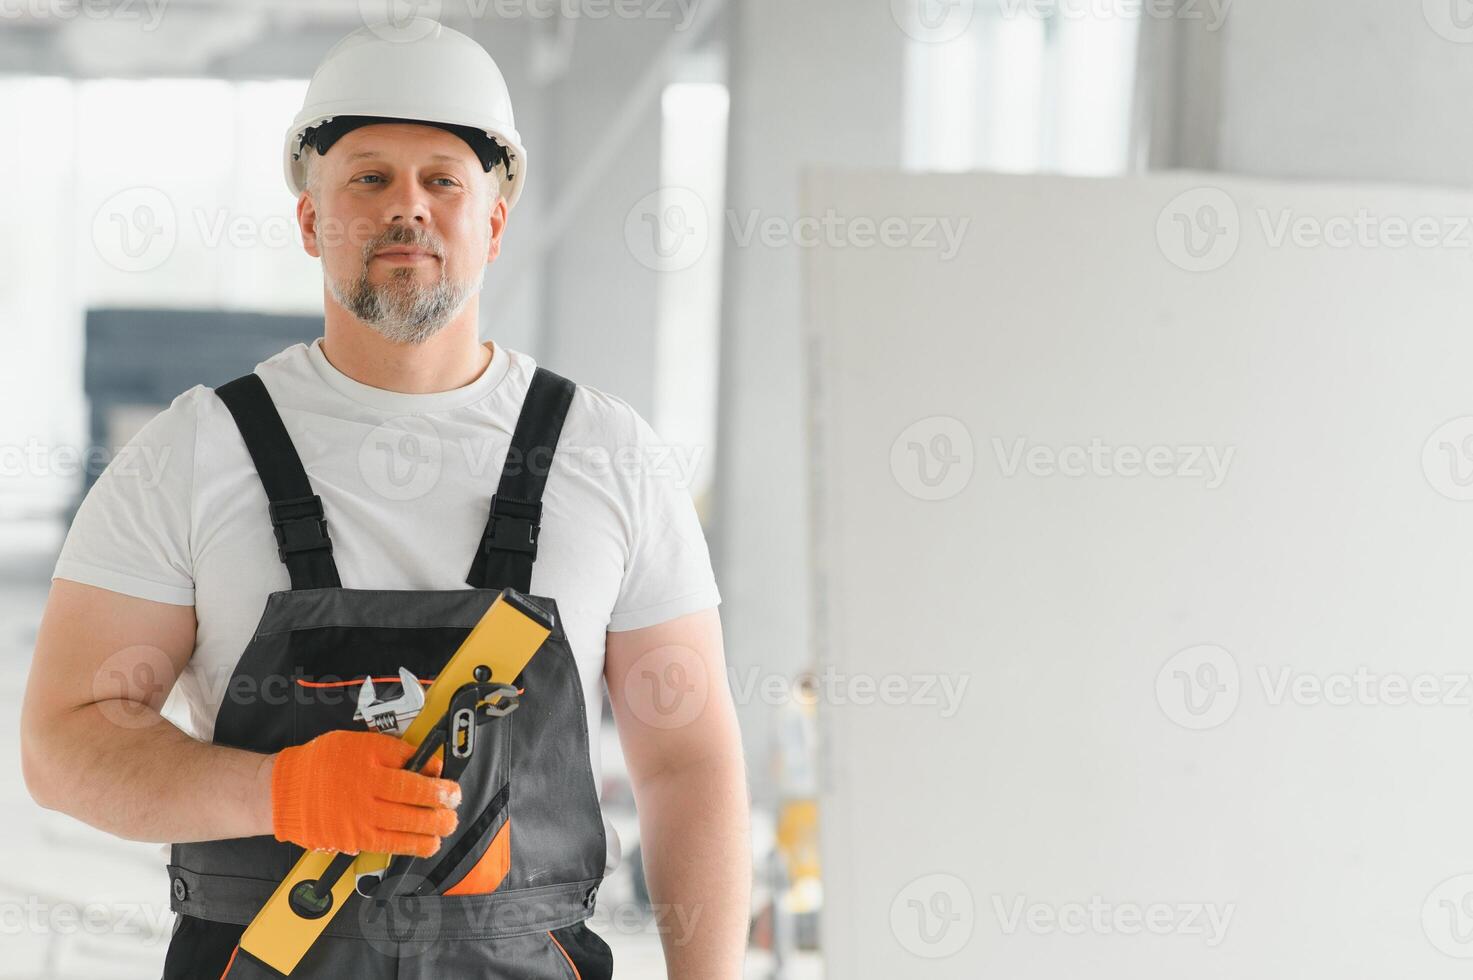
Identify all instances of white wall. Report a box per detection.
[808,167,1473,977]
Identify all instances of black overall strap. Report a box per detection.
[467,367,577,592]
[215,373,342,590]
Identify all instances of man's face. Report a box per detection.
[298,122,507,344]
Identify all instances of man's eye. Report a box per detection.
[354,174,383,184]
[431,178,459,187]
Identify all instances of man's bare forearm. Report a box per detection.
[29,700,274,843]
[636,756,751,980]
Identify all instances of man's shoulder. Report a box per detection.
[558,374,648,449]
[237,341,317,395]
[128,343,315,448]
[502,348,639,442]
[122,383,211,450]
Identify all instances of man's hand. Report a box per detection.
[270,729,461,858]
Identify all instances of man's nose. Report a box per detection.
[381,180,432,227]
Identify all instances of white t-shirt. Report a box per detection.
[51,337,722,875]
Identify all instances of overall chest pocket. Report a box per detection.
[286,623,470,745]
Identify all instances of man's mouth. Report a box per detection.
[372,246,439,262]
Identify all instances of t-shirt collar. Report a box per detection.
[306,336,511,414]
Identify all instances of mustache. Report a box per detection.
[364,226,443,259]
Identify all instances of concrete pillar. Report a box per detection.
[535,13,673,410]
[1144,0,1473,187]
[716,0,906,798]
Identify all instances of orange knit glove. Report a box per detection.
[270,729,461,859]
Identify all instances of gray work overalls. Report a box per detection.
[160,366,614,978]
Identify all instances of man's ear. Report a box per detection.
[298,192,320,258]
[486,196,508,264]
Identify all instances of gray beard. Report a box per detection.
[328,262,481,345]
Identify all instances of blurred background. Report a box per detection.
[6,0,1473,977]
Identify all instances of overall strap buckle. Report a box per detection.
[216,373,342,590]
[465,367,576,591]
[269,494,333,563]
[482,494,542,557]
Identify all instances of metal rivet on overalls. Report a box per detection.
[172,877,188,902]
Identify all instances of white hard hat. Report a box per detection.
[284,19,527,210]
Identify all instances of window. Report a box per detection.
[901,0,1140,176]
